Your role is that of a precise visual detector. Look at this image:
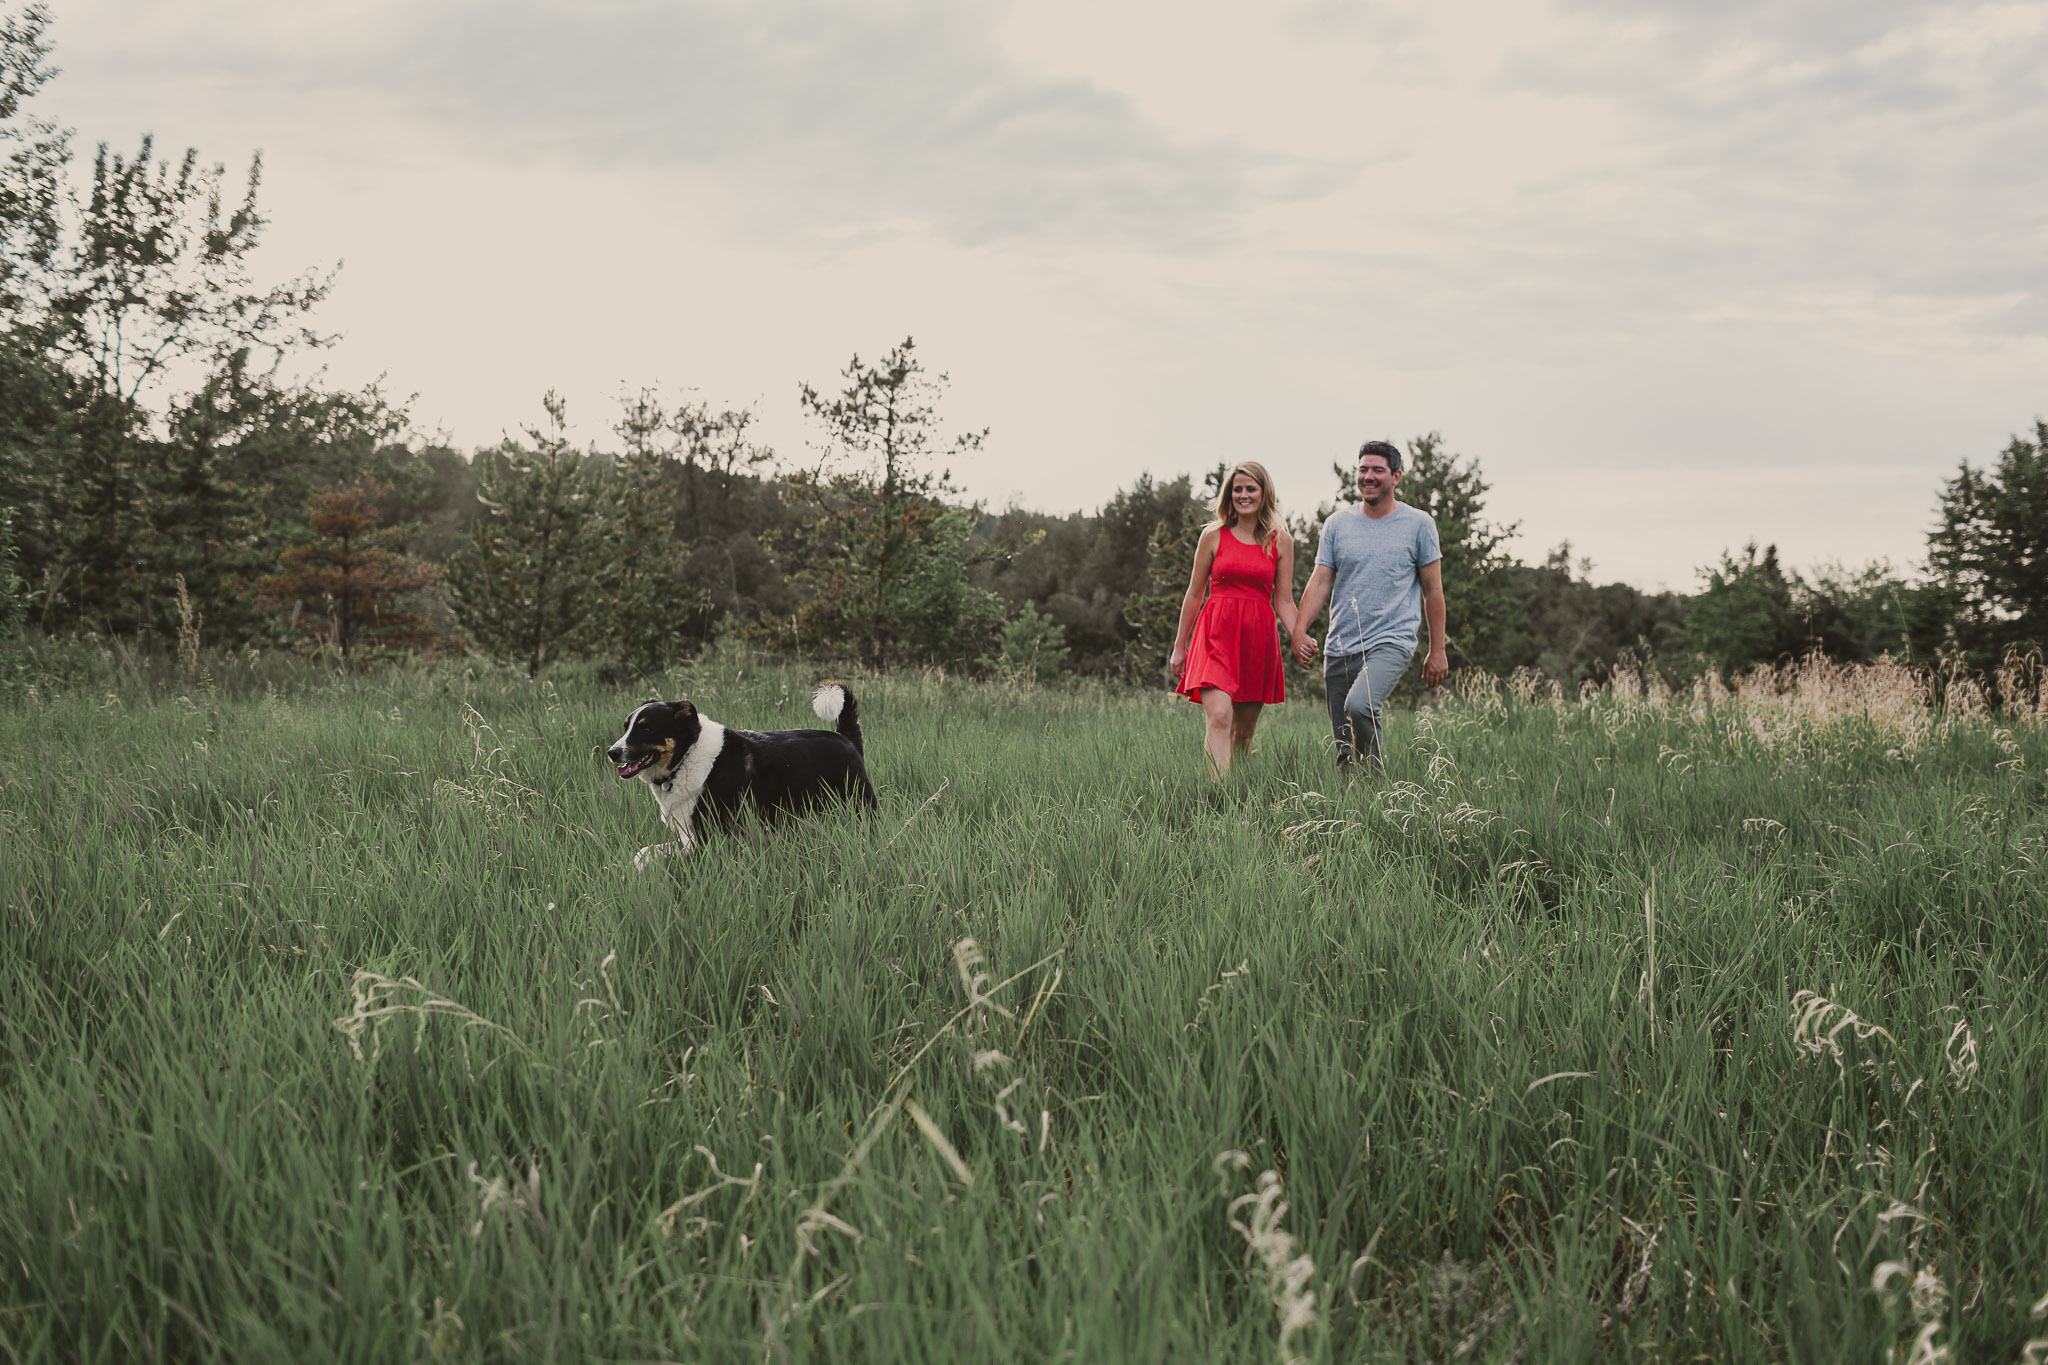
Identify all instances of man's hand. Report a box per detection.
[1422,646,1450,688]
[1292,633,1319,667]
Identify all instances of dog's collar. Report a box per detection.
[652,769,677,792]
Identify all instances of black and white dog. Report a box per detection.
[608,682,876,869]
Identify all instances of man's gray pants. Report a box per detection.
[1325,643,1414,770]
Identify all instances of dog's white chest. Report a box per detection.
[649,780,698,838]
[634,718,725,860]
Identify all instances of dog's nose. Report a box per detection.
[606,745,624,763]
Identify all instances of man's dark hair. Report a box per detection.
[1358,439,1403,473]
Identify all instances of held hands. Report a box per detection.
[1422,646,1450,688]
[1291,632,1319,667]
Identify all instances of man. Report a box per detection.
[1292,440,1449,772]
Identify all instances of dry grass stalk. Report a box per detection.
[1185,959,1250,1033]
[1215,1152,1319,1365]
[173,574,200,678]
[884,777,949,849]
[468,1160,544,1238]
[905,1099,973,1186]
[1789,990,1896,1069]
[332,970,522,1078]
[657,1146,763,1239]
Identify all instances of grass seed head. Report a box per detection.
[1217,1156,1319,1365]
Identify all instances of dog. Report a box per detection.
[608,681,876,870]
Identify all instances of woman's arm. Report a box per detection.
[1168,528,1219,675]
[1271,531,1301,636]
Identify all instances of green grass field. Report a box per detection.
[3,653,2045,1362]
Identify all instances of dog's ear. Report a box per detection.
[674,699,696,717]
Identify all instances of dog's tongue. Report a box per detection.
[616,755,653,778]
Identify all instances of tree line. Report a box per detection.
[2,4,2044,691]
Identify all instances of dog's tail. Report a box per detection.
[812,681,863,754]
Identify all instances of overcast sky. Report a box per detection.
[39,0,2048,589]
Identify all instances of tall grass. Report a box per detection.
[1,652,2044,1362]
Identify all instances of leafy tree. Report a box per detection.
[217,381,414,540]
[0,6,345,643]
[975,473,1204,678]
[403,441,490,563]
[1680,541,1803,678]
[1496,543,1686,684]
[0,503,26,693]
[1795,559,1920,664]
[613,388,784,649]
[0,504,24,636]
[259,477,433,662]
[617,387,776,523]
[1121,488,1207,685]
[133,355,272,647]
[793,337,984,667]
[50,141,333,632]
[0,329,73,610]
[1926,420,2048,664]
[44,135,333,411]
[893,507,1004,672]
[0,4,62,316]
[445,393,606,676]
[1098,474,1202,593]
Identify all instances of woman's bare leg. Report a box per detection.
[1200,688,1236,779]
[1230,701,1264,758]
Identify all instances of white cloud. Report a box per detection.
[67,0,1283,248]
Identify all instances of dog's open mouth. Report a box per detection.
[615,754,658,779]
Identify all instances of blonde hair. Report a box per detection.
[1206,461,1281,553]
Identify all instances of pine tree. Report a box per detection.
[445,392,604,676]
[794,338,984,668]
[259,477,433,663]
[988,599,1071,683]
[1926,420,2048,666]
[613,389,783,648]
[597,442,703,675]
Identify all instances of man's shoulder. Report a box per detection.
[1393,501,1437,527]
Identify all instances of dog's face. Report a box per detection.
[607,700,700,780]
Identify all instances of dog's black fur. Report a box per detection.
[608,682,875,866]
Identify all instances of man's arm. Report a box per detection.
[1418,559,1448,686]
[1293,563,1333,666]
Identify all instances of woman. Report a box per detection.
[1169,462,1303,778]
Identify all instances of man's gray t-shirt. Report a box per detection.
[1315,502,1442,658]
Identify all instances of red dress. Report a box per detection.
[1178,530,1286,705]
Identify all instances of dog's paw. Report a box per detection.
[634,839,692,872]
